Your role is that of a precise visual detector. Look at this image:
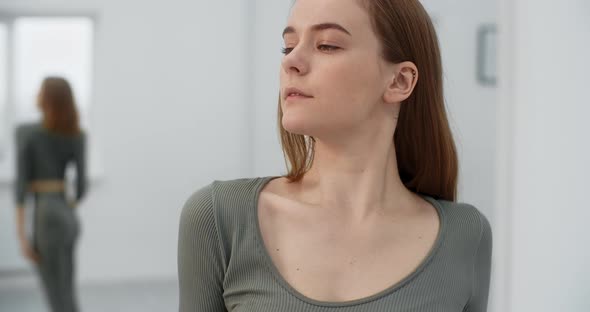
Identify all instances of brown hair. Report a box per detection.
[39,77,81,136]
[277,0,458,201]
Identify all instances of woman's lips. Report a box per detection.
[284,87,313,100]
[286,94,313,100]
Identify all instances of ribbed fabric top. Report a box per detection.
[178,176,492,312]
[14,122,87,206]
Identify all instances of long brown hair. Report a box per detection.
[277,0,458,201]
[39,77,81,136]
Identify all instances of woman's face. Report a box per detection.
[280,0,394,139]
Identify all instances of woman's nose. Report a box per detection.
[281,46,309,75]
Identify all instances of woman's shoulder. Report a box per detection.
[16,121,41,131]
[210,176,272,200]
[183,175,270,206]
[181,176,272,224]
[15,122,43,146]
[179,176,272,258]
[15,122,41,137]
[435,198,492,248]
[15,122,85,142]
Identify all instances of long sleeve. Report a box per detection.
[178,183,227,312]
[14,127,33,206]
[464,212,493,312]
[74,132,87,201]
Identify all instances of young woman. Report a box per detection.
[15,77,86,312]
[178,0,492,311]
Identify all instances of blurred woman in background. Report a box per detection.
[14,76,87,312]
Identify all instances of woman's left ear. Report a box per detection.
[383,62,418,104]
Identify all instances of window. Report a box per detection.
[14,17,93,123]
[0,24,7,161]
[0,16,94,181]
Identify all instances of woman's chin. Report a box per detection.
[281,117,312,136]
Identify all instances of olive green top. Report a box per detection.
[178,176,492,311]
[14,122,86,206]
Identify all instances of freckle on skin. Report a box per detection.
[276,248,280,252]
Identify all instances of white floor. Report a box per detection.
[0,275,178,312]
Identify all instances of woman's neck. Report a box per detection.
[297,138,417,221]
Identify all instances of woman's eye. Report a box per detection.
[281,47,294,55]
[281,45,339,55]
[318,45,339,52]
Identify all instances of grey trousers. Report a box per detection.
[33,193,80,312]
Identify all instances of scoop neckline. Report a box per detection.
[251,176,448,307]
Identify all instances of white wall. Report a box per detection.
[0,0,251,282]
[422,0,497,215]
[498,0,590,311]
[251,0,292,177]
[420,2,500,311]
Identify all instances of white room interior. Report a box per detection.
[0,0,588,311]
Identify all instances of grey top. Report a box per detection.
[178,176,492,312]
[178,177,492,312]
[14,122,87,206]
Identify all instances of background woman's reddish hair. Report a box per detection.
[39,77,81,136]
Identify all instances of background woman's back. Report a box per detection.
[14,77,86,312]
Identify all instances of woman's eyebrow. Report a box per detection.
[282,23,352,37]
